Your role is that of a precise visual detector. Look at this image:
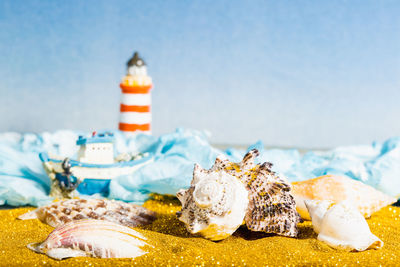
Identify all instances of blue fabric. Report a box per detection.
[0,129,399,207]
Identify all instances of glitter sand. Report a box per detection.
[0,195,399,266]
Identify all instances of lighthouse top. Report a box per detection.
[122,52,152,87]
[127,52,146,76]
[127,52,146,67]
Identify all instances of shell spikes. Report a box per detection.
[28,219,151,260]
[233,149,300,237]
[177,149,301,241]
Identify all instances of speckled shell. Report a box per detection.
[218,149,300,237]
[305,200,384,251]
[177,149,301,240]
[18,198,156,228]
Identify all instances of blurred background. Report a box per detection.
[0,0,399,148]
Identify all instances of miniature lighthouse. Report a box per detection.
[77,132,115,164]
[119,52,153,134]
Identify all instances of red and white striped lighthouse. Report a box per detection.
[119,52,153,135]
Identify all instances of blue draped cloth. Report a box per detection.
[0,129,399,207]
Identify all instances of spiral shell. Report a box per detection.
[177,163,249,241]
[177,149,300,240]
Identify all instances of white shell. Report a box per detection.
[28,219,150,260]
[176,163,249,241]
[305,200,384,251]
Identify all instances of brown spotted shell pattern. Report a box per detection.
[18,198,156,228]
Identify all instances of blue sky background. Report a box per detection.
[0,0,399,148]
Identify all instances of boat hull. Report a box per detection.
[39,152,151,195]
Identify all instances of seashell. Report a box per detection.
[305,200,384,251]
[292,175,396,220]
[176,163,249,241]
[18,198,156,228]
[177,149,300,240]
[28,219,151,260]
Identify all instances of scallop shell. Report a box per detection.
[305,200,384,251]
[176,149,300,240]
[18,198,156,228]
[28,219,151,260]
[292,175,397,220]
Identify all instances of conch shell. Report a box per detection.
[177,149,300,241]
[176,163,249,241]
[305,200,384,251]
[28,219,150,260]
[292,175,396,220]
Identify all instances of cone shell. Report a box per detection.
[305,200,384,251]
[292,175,397,220]
[176,149,301,240]
[18,198,156,228]
[28,219,150,260]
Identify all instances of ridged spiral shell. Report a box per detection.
[177,163,249,241]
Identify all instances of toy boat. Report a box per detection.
[39,132,152,197]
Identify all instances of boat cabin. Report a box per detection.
[76,132,115,164]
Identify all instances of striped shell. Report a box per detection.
[28,219,150,260]
[18,198,156,228]
[176,149,300,240]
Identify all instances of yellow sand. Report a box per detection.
[0,195,399,266]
